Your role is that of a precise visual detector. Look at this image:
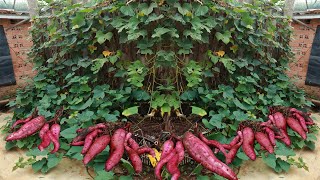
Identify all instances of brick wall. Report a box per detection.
[0,19,34,99]
[289,19,320,99]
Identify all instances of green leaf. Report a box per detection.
[72,13,85,28]
[32,158,47,172]
[120,6,135,16]
[26,148,49,156]
[232,110,248,121]
[60,126,79,139]
[122,106,139,117]
[277,158,290,172]
[145,14,164,24]
[195,6,209,16]
[152,27,171,38]
[71,98,94,110]
[215,31,231,44]
[47,154,62,170]
[237,151,249,160]
[96,31,113,44]
[121,158,135,175]
[94,170,114,180]
[209,114,223,128]
[119,176,133,180]
[275,142,296,156]
[191,106,207,116]
[262,153,276,169]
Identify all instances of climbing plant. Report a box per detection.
[4,0,317,178]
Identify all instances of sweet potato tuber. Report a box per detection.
[137,147,155,157]
[38,132,51,151]
[175,141,185,163]
[50,124,61,140]
[160,139,174,159]
[276,128,291,146]
[39,123,50,139]
[47,131,60,153]
[199,133,228,158]
[242,127,256,161]
[225,132,243,164]
[183,132,238,180]
[83,135,110,165]
[125,144,143,173]
[255,132,274,154]
[155,149,176,180]
[105,128,126,171]
[71,141,84,146]
[166,152,180,180]
[6,116,46,141]
[293,113,308,132]
[81,129,102,154]
[287,117,307,139]
[264,127,276,146]
[273,112,287,130]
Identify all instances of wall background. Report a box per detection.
[0,19,34,99]
[289,19,320,99]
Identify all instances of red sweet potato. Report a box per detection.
[155,149,176,180]
[105,128,126,171]
[128,138,140,151]
[222,135,241,150]
[39,123,50,139]
[38,132,51,151]
[255,132,274,154]
[293,113,308,132]
[81,129,102,154]
[242,127,256,161]
[264,127,276,146]
[276,129,291,146]
[160,139,174,159]
[11,115,33,129]
[166,152,180,180]
[47,131,60,153]
[183,132,238,180]
[273,112,287,130]
[287,117,307,139]
[137,147,155,157]
[175,141,185,163]
[71,141,84,146]
[83,135,111,165]
[225,132,243,164]
[6,116,46,141]
[199,133,228,158]
[50,124,61,140]
[125,144,143,173]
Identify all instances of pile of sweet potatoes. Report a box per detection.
[6,108,63,154]
[71,125,155,173]
[5,106,316,180]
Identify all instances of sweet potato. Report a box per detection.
[155,149,176,180]
[39,123,50,139]
[71,141,84,146]
[166,153,180,180]
[183,132,238,180]
[11,115,33,129]
[222,135,241,150]
[77,123,107,133]
[175,141,185,163]
[199,133,228,158]
[255,132,274,154]
[105,128,126,171]
[50,124,61,140]
[137,147,155,157]
[38,132,51,151]
[83,135,110,165]
[226,132,243,164]
[47,131,60,153]
[287,117,307,139]
[293,113,308,132]
[6,116,46,141]
[264,127,276,146]
[273,112,287,130]
[160,139,174,159]
[81,129,102,154]
[125,144,143,173]
[128,138,140,151]
[276,128,291,146]
[242,127,256,161]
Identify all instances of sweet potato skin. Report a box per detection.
[155,149,176,180]
[137,147,155,157]
[6,116,46,141]
[255,132,274,153]
[242,127,256,161]
[199,133,228,157]
[47,131,60,153]
[183,132,238,180]
[38,132,51,151]
[225,131,243,164]
[287,117,307,139]
[125,144,143,173]
[264,127,276,146]
[105,128,126,171]
[273,112,287,130]
[293,113,308,132]
[160,139,174,159]
[83,135,110,165]
[50,124,61,140]
[39,123,50,139]
[81,129,101,154]
[175,141,185,163]
[71,141,84,146]
[166,152,180,180]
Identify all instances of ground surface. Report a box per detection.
[1,113,320,180]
